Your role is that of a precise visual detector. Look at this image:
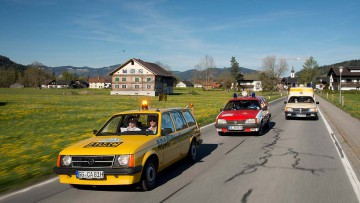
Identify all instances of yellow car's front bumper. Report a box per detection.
[58,173,142,185]
[54,166,143,185]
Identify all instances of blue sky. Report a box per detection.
[1,0,359,75]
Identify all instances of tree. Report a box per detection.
[260,55,288,92]
[61,71,76,81]
[0,69,17,87]
[218,67,233,91]
[22,62,51,88]
[194,55,216,86]
[299,56,319,86]
[230,56,242,81]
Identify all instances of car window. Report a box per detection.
[183,110,196,126]
[97,115,123,135]
[161,113,175,134]
[97,114,159,136]
[248,101,261,110]
[288,96,314,103]
[224,100,260,110]
[170,111,187,130]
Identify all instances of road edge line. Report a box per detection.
[0,177,59,201]
[319,108,360,202]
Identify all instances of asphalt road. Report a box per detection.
[1,98,359,203]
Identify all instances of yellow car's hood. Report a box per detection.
[59,136,156,155]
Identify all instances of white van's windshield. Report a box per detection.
[288,96,314,103]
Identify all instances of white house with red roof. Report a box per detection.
[109,58,175,96]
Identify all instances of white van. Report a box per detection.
[284,87,319,120]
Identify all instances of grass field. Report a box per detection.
[0,88,282,194]
[317,91,360,120]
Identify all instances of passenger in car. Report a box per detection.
[147,116,158,134]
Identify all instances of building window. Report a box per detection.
[115,78,119,82]
[147,85,151,89]
[122,85,126,88]
[130,69,135,73]
[122,69,127,73]
[122,77,126,81]
[139,69,143,73]
[135,85,140,89]
[135,78,140,82]
[115,85,119,88]
[147,78,151,82]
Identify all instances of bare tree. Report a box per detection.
[22,62,51,88]
[260,55,288,92]
[194,55,216,86]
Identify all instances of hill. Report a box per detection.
[171,67,257,81]
[1,55,359,80]
[0,55,258,80]
[316,59,360,76]
[0,55,26,71]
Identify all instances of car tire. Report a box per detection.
[140,158,157,191]
[187,140,197,162]
[266,118,271,128]
[257,122,263,136]
[218,132,225,136]
[285,116,289,120]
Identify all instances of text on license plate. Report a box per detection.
[76,171,104,179]
[228,126,243,130]
[296,114,306,117]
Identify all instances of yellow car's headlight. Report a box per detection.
[117,155,130,166]
[62,155,72,166]
[115,155,135,167]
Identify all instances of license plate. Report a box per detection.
[228,126,243,131]
[296,114,306,117]
[76,171,104,179]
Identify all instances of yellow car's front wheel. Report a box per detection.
[140,158,158,191]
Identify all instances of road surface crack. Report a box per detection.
[225,128,335,182]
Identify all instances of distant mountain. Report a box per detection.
[0,55,258,80]
[315,59,360,76]
[47,65,121,78]
[172,67,258,81]
[1,55,359,80]
[0,55,26,71]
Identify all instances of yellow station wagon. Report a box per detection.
[53,101,202,191]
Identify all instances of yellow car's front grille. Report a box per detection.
[71,155,115,168]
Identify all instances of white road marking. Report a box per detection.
[319,108,360,202]
[0,177,59,201]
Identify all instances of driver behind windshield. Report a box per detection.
[121,117,141,132]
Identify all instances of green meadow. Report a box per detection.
[317,91,360,120]
[0,88,282,193]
